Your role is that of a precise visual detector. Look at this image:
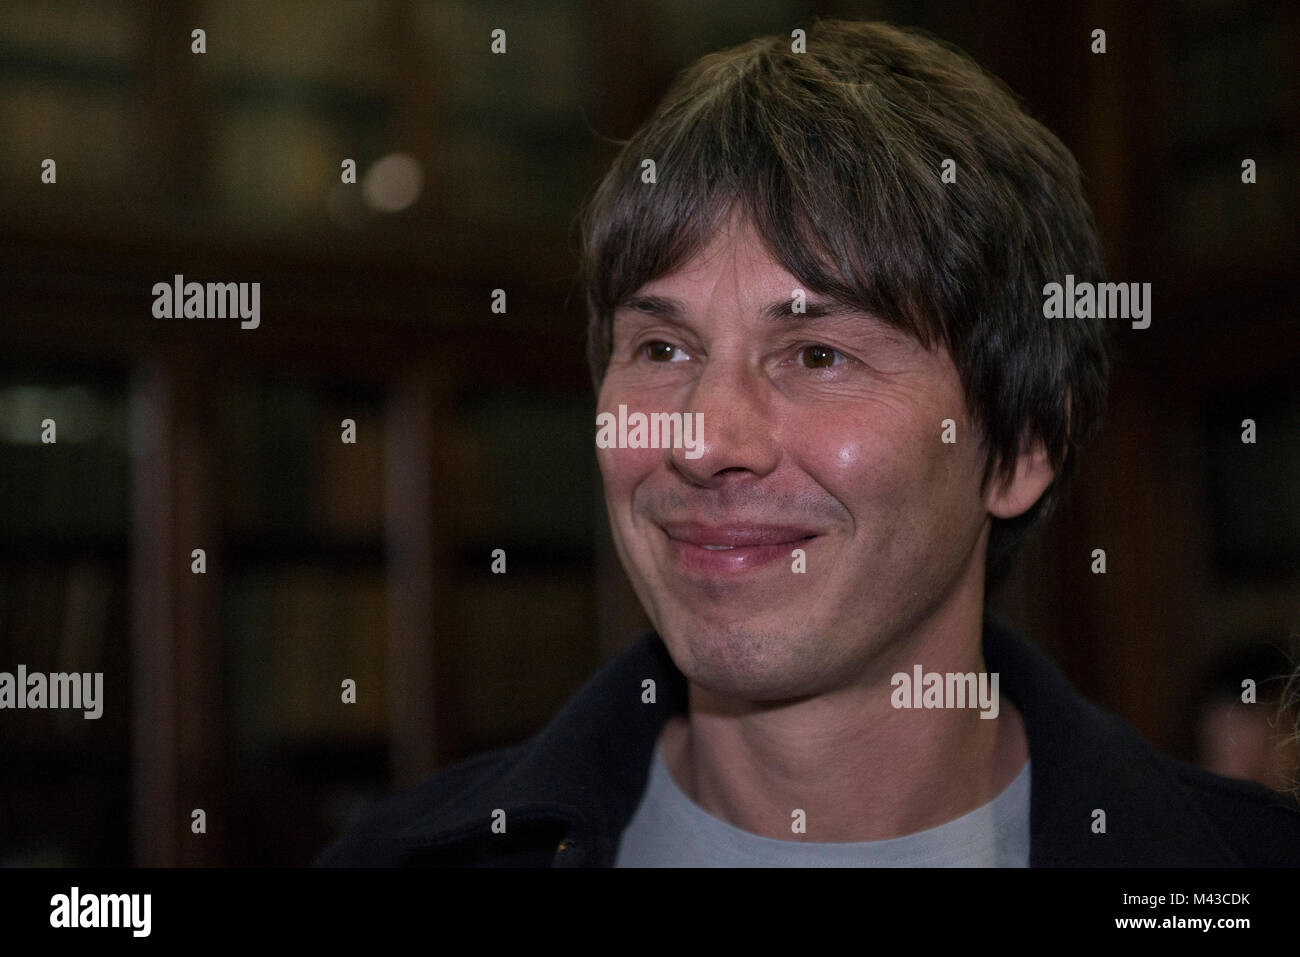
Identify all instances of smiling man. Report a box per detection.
[318,19,1300,867]
[595,208,1038,860]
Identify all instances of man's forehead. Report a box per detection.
[616,292,845,323]
[684,216,778,267]
[610,213,924,349]
[611,290,926,357]
[616,219,819,317]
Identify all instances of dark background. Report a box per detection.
[1,0,1296,866]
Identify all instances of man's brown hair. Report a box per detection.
[578,18,1113,589]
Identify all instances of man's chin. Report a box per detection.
[657,620,830,703]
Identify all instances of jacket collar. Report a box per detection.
[396,622,687,865]
[396,614,1241,865]
[987,616,1240,865]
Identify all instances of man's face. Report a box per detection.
[596,213,995,702]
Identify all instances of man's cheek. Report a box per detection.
[802,431,877,495]
[596,445,660,493]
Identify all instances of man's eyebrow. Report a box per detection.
[616,294,859,323]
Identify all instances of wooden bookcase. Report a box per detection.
[0,0,615,866]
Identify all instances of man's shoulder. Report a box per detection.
[1162,756,1300,866]
[314,744,524,867]
[1061,665,1300,864]
[314,629,683,867]
[984,614,1300,865]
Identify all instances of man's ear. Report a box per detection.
[985,435,1055,520]
[986,391,1069,520]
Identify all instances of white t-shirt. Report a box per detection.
[615,740,1031,867]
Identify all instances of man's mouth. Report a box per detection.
[699,539,813,550]
[659,521,820,547]
[657,521,820,577]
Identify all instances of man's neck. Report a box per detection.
[657,598,1029,843]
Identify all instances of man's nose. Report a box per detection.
[670,354,780,485]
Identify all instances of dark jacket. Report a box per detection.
[316,614,1300,866]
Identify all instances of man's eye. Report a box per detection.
[799,344,844,368]
[642,341,686,362]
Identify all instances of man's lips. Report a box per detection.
[656,521,819,578]
[659,521,819,548]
